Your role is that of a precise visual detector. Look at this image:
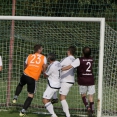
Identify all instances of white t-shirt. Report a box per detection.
[60,55,75,83]
[0,56,3,66]
[45,61,61,89]
[71,58,80,68]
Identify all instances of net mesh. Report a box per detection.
[0,20,100,116]
[0,0,117,117]
[102,24,117,116]
[0,18,116,117]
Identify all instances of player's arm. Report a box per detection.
[0,66,2,71]
[44,72,48,78]
[42,64,48,73]
[42,57,47,73]
[61,65,73,71]
[62,58,80,71]
[24,56,28,69]
[0,56,3,71]
[44,65,53,78]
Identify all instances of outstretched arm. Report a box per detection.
[62,58,80,71]
[61,65,73,71]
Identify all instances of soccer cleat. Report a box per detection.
[12,98,17,104]
[51,99,59,104]
[19,112,26,117]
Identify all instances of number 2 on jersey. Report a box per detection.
[86,62,91,72]
[30,55,41,64]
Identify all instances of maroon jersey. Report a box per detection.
[77,57,94,86]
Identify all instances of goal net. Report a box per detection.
[0,16,116,117]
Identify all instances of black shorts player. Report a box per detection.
[12,44,47,117]
[20,74,36,94]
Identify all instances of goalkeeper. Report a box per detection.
[12,44,47,116]
[62,47,95,117]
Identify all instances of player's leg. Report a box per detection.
[51,92,59,104]
[20,76,35,116]
[79,86,90,110]
[59,83,73,117]
[87,85,95,115]
[43,85,58,117]
[12,74,26,104]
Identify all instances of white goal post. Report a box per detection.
[0,16,105,117]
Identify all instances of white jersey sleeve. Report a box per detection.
[71,58,80,68]
[45,64,53,76]
[44,56,47,64]
[46,61,61,89]
[0,56,2,66]
[25,56,28,64]
[60,58,67,67]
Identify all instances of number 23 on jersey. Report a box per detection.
[30,54,42,64]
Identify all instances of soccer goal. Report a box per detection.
[0,16,116,117]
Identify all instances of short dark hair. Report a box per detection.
[48,53,56,61]
[34,44,42,53]
[68,46,76,55]
[82,47,91,58]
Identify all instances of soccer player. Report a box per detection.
[12,44,47,116]
[0,55,2,71]
[52,46,76,117]
[62,47,95,116]
[43,53,61,117]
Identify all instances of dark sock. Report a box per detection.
[82,96,89,108]
[15,83,23,96]
[90,102,94,114]
[23,97,33,110]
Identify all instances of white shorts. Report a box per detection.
[59,83,73,95]
[79,85,95,95]
[43,85,58,99]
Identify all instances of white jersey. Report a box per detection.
[0,56,2,66]
[45,61,61,89]
[60,55,75,83]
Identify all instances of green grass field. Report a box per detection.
[0,78,98,117]
[0,111,66,117]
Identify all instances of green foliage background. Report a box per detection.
[0,0,117,30]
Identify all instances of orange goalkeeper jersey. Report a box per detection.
[24,53,46,81]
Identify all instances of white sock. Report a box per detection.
[45,102,56,116]
[52,92,58,99]
[61,100,70,117]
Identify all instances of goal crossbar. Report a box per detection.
[0,16,104,22]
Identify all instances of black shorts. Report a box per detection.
[20,74,36,94]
